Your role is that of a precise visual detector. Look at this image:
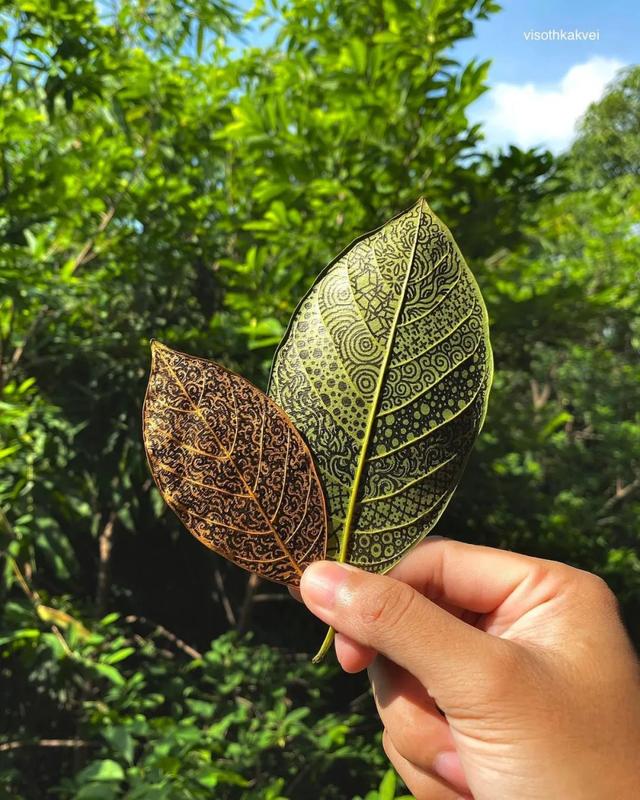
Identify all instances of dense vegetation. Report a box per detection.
[1,0,638,796]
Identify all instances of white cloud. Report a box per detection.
[475,56,626,152]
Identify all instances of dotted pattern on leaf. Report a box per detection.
[143,342,328,586]
[269,198,492,572]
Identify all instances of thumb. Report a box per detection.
[300,560,509,705]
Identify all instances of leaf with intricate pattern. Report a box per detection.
[142,341,328,587]
[269,197,492,578]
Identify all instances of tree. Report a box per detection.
[569,65,640,187]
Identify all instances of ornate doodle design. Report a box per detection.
[269,198,493,575]
[142,342,328,587]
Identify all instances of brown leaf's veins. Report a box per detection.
[148,428,230,461]
[155,461,250,499]
[156,347,303,577]
[227,376,240,456]
[283,467,313,545]
[171,497,271,536]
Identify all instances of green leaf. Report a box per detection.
[0,444,21,460]
[76,759,125,783]
[270,199,492,573]
[102,726,135,765]
[92,662,126,686]
[74,784,119,800]
[196,767,251,788]
[378,769,396,800]
[102,646,135,664]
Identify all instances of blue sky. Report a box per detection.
[454,0,639,152]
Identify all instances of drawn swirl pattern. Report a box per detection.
[143,342,328,586]
[269,198,492,573]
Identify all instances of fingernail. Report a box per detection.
[300,561,354,612]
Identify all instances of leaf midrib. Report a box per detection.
[336,198,424,563]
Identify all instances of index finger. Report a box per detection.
[389,538,563,615]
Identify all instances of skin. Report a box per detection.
[294,538,640,800]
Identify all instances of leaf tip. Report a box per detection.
[149,339,171,361]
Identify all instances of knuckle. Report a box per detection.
[359,581,417,633]
[583,572,619,611]
[477,641,524,703]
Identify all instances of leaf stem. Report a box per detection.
[312,627,335,663]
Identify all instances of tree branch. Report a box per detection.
[213,565,236,627]
[600,477,640,515]
[1,519,75,659]
[124,614,203,660]
[95,511,116,616]
[0,739,91,752]
[236,573,261,634]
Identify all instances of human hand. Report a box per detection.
[298,539,640,799]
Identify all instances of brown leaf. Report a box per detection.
[142,341,328,586]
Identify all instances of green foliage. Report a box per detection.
[570,65,640,187]
[1,606,390,798]
[1,0,638,797]
[354,769,413,800]
[450,168,640,636]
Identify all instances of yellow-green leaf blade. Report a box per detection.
[269,199,492,573]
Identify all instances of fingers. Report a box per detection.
[382,730,469,800]
[431,751,469,793]
[335,632,376,672]
[370,657,470,795]
[300,561,506,707]
[389,537,555,616]
[370,658,452,765]
[300,539,564,670]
